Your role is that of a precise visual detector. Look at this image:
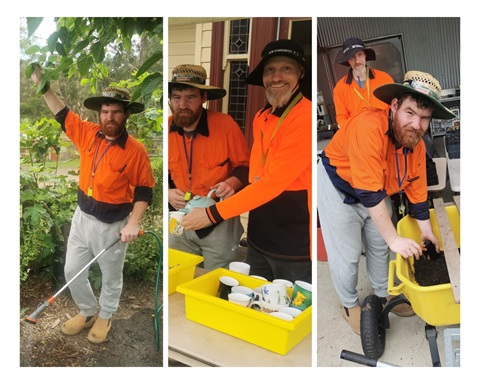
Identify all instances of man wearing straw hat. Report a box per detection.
[30,66,155,343]
[333,37,394,128]
[167,64,250,270]
[318,70,457,334]
[182,39,312,283]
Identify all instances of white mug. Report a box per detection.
[169,211,185,236]
[261,283,290,306]
[228,261,250,275]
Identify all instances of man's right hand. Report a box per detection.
[168,188,188,210]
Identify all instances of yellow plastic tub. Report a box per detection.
[176,268,312,355]
[388,205,460,326]
[168,249,204,295]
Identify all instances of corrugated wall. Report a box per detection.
[317,17,460,89]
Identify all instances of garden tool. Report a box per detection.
[24,230,144,324]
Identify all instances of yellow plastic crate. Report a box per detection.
[389,205,460,326]
[176,268,312,355]
[168,249,204,295]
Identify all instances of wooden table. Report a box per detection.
[168,269,312,367]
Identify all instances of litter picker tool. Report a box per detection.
[25,230,144,324]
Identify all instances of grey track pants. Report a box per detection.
[64,207,128,319]
[317,163,392,308]
[169,216,244,270]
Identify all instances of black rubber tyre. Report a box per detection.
[360,294,386,360]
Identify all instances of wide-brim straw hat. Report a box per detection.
[83,86,145,114]
[336,37,376,66]
[168,64,226,100]
[373,70,456,120]
[245,39,308,87]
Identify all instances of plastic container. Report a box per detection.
[176,268,312,355]
[168,249,204,295]
[388,205,460,326]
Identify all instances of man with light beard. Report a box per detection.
[167,64,250,270]
[318,71,457,334]
[333,37,393,128]
[182,40,312,283]
[31,66,154,344]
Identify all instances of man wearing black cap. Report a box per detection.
[30,67,154,343]
[333,37,393,128]
[318,70,456,334]
[182,39,312,283]
[167,64,250,270]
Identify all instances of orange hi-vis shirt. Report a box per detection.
[207,91,312,259]
[58,108,155,223]
[333,67,393,128]
[321,107,429,220]
[168,109,250,198]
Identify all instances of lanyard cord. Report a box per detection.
[260,92,303,167]
[395,146,408,190]
[182,132,196,189]
[92,139,113,178]
[353,66,370,104]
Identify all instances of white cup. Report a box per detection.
[252,287,263,301]
[169,211,185,236]
[228,292,251,307]
[250,275,267,281]
[231,285,254,298]
[269,311,294,321]
[278,306,302,318]
[261,283,290,306]
[228,261,250,275]
[272,279,294,288]
[249,299,279,314]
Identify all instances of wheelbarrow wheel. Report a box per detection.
[361,294,386,360]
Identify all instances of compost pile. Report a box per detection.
[20,275,162,367]
[414,252,451,286]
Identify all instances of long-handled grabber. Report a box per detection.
[24,231,143,324]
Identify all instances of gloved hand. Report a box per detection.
[25,62,50,95]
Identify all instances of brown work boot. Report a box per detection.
[386,295,415,317]
[61,314,97,335]
[87,317,112,344]
[341,305,361,335]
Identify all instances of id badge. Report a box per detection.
[88,187,93,197]
[184,191,192,201]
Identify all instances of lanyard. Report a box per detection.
[182,132,196,191]
[353,66,370,104]
[260,92,303,167]
[395,146,408,217]
[88,138,113,197]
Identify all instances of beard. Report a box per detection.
[171,105,203,128]
[265,86,294,110]
[392,116,425,149]
[100,118,127,138]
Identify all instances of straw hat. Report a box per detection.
[168,64,226,100]
[373,70,456,120]
[245,39,308,86]
[336,37,376,66]
[83,86,145,114]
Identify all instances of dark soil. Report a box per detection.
[414,252,451,286]
[19,274,163,367]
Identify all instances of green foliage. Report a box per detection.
[124,157,163,283]
[20,119,78,282]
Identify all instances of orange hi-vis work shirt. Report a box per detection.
[321,107,429,220]
[57,108,155,224]
[333,67,393,128]
[168,108,250,198]
[207,91,312,259]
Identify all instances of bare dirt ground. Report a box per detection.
[20,274,163,367]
